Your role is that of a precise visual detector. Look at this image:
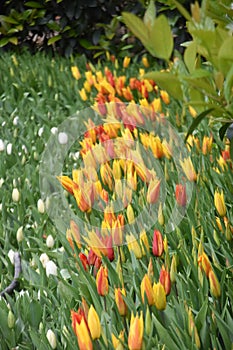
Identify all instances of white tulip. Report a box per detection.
[46,235,55,248]
[16,226,24,242]
[58,132,68,145]
[37,199,45,214]
[0,139,4,151]
[46,260,58,277]
[6,143,12,155]
[39,253,50,268]
[46,329,57,349]
[12,188,20,202]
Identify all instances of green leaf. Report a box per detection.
[0,15,19,24]
[8,37,18,45]
[148,15,173,60]
[184,42,197,73]
[185,108,215,141]
[25,1,44,8]
[28,300,42,328]
[122,12,149,47]
[0,37,9,47]
[218,36,233,76]
[195,299,208,329]
[152,315,180,350]
[224,64,233,103]
[48,35,61,45]
[144,71,183,99]
[143,0,156,30]
[171,0,192,21]
[219,123,230,140]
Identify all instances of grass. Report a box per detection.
[0,50,232,350]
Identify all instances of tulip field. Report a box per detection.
[0,48,232,350]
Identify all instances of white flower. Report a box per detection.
[37,199,45,214]
[38,127,44,137]
[51,127,58,135]
[0,178,4,188]
[6,143,12,155]
[46,329,57,349]
[46,260,58,277]
[0,139,5,151]
[16,226,24,242]
[0,203,2,211]
[39,253,50,268]
[13,116,19,125]
[58,132,68,145]
[12,188,20,202]
[8,249,15,265]
[46,235,55,248]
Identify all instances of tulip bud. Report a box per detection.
[40,253,50,268]
[79,253,89,271]
[46,260,58,277]
[8,310,15,329]
[141,274,154,305]
[12,188,20,202]
[145,306,152,336]
[175,184,187,207]
[140,230,149,255]
[126,234,142,259]
[147,258,154,282]
[159,265,171,295]
[46,234,54,248]
[170,254,177,283]
[153,282,166,310]
[16,226,24,242]
[188,309,200,349]
[158,202,164,226]
[214,189,226,217]
[127,204,135,224]
[96,266,108,296]
[46,329,57,349]
[147,179,161,204]
[115,288,127,316]
[209,269,221,298]
[152,230,164,257]
[37,198,45,214]
[112,330,124,350]
[198,252,212,277]
[88,305,101,339]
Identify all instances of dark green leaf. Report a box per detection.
[185,108,215,141]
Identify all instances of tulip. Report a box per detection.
[126,234,142,259]
[141,274,154,305]
[123,56,131,68]
[96,266,108,296]
[126,204,135,224]
[202,135,213,155]
[46,329,57,349]
[147,179,161,204]
[79,88,88,101]
[152,230,164,257]
[57,175,78,195]
[145,306,152,336]
[188,309,200,349]
[112,330,124,350]
[46,261,57,277]
[88,305,101,339]
[209,269,221,298]
[16,226,24,243]
[115,288,127,316]
[170,254,177,283]
[159,265,171,295]
[160,90,170,104]
[46,234,54,248]
[71,66,81,80]
[198,252,212,277]
[158,202,164,226]
[66,220,81,249]
[76,317,93,350]
[180,157,197,182]
[8,310,15,329]
[128,312,144,350]
[188,105,197,118]
[140,230,150,255]
[214,189,226,217]
[153,282,166,310]
[12,188,20,202]
[147,258,154,282]
[175,184,187,207]
[142,56,150,68]
[79,253,89,271]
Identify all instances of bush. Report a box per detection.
[0,0,142,57]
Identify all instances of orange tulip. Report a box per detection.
[209,269,221,298]
[115,288,127,316]
[175,184,187,207]
[96,266,109,296]
[152,229,164,257]
[141,274,154,305]
[128,312,144,350]
[147,179,161,204]
[159,265,171,295]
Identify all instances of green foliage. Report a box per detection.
[123,0,233,153]
[0,0,142,58]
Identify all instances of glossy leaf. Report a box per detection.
[148,15,173,60]
[144,71,183,99]
[122,12,149,47]
[218,37,233,76]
